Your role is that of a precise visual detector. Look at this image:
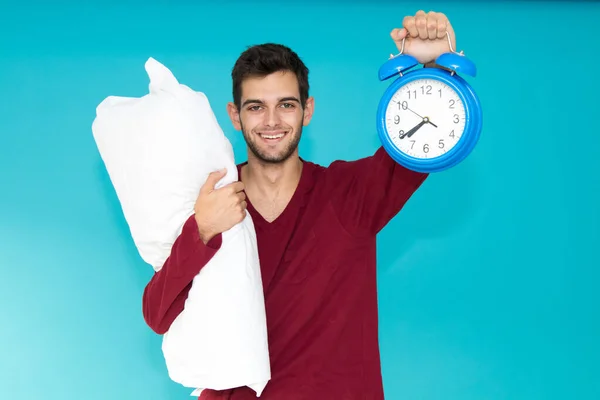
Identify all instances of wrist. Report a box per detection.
[194,215,215,244]
[198,231,215,245]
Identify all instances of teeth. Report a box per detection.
[261,133,284,139]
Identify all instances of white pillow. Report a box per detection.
[91,57,270,397]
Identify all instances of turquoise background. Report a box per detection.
[1,1,599,399]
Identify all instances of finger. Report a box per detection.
[228,181,245,193]
[436,13,448,39]
[415,10,428,39]
[390,27,408,42]
[236,191,246,202]
[237,203,247,222]
[403,15,418,38]
[220,180,244,195]
[233,196,247,209]
[201,168,227,192]
[427,11,438,40]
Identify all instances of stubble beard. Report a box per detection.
[240,120,303,164]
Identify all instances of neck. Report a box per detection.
[242,150,303,201]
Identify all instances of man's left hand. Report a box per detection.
[390,10,456,65]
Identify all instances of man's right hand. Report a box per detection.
[194,169,246,244]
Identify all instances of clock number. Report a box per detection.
[407,90,417,99]
[423,143,429,153]
[453,114,460,123]
[398,130,404,138]
[394,115,400,124]
[410,140,415,149]
[420,85,432,95]
[438,89,442,98]
[438,139,445,149]
[449,130,455,138]
[449,99,455,109]
[399,101,408,110]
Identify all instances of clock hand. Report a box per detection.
[406,107,424,119]
[400,120,427,139]
[397,101,425,120]
[401,103,439,128]
[405,117,439,139]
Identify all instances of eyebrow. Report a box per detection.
[242,96,301,107]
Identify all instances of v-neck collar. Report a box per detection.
[236,159,313,230]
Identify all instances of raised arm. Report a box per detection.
[142,168,247,334]
[327,146,428,235]
[326,10,457,234]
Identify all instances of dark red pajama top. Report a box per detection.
[142,147,428,399]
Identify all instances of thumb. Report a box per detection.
[201,168,227,193]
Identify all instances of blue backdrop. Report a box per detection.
[1,1,599,399]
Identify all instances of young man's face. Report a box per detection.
[228,70,314,164]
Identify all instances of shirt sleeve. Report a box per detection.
[142,214,222,334]
[327,146,428,235]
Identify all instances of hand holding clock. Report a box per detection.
[389,10,456,65]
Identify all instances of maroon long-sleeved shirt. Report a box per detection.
[142,147,428,399]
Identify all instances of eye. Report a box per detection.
[280,103,295,109]
[247,105,262,111]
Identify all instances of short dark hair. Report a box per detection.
[231,43,309,110]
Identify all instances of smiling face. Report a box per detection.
[228,70,314,164]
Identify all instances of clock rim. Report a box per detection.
[376,67,482,173]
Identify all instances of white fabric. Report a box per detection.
[91,57,270,397]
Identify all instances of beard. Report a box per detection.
[240,120,303,164]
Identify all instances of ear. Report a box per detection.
[302,96,315,127]
[227,102,242,131]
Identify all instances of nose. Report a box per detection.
[263,106,281,127]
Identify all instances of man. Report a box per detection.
[143,10,456,400]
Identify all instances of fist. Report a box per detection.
[390,10,456,65]
[194,169,247,244]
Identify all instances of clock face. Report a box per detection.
[384,78,466,159]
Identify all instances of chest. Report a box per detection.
[249,195,292,223]
[249,195,371,298]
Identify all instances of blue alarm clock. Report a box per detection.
[376,32,482,173]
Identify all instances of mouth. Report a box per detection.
[257,131,288,143]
